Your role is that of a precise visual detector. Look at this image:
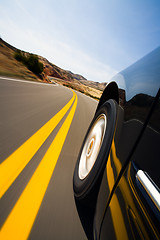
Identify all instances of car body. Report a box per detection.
[73,47,160,239]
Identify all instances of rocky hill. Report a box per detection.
[39,55,107,88]
[0,38,107,99]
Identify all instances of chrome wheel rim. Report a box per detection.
[78,114,107,180]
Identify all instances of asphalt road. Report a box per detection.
[0,77,98,240]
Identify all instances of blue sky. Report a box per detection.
[0,0,160,82]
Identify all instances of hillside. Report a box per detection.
[0,38,38,81]
[0,38,107,99]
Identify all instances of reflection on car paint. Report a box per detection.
[102,141,149,239]
[107,154,128,240]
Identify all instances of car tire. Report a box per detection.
[73,99,117,203]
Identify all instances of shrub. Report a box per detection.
[14,50,25,62]
[14,51,43,75]
[27,54,43,74]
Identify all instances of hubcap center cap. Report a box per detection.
[87,138,95,157]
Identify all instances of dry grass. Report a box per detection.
[0,43,38,81]
[50,77,103,100]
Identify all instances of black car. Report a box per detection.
[73,47,160,239]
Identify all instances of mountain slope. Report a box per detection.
[0,38,38,80]
[0,38,106,99]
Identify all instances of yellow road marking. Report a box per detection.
[0,93,77,240]
[0,92,76,198]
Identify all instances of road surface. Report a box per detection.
[0,77,98,239]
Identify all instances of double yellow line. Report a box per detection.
[0,91,77,240]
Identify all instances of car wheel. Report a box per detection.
[73,99,117,203]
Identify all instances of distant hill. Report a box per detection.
[39,55,107,93]
[0,38,107,99]
[67,71,87,81]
